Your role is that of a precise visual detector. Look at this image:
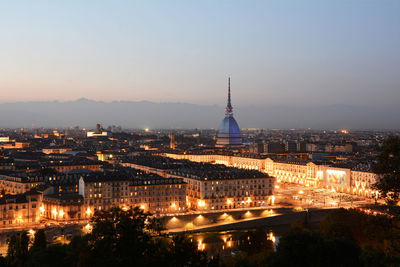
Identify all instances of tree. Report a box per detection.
[6,232,29,267]
[269,228,361,267]
[169,234,207,267]
[25,244,72,267]
[373,136,400,204]
[86,207,165,267]
[31,229,47,251]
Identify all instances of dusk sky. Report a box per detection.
[0,0,399,108]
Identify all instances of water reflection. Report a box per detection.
[186,229,279,257]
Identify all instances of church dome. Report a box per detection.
[216,77,242,147]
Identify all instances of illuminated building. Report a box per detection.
[0,174,44,195]
[86,123,110,137]
[41,159,102,173]
[42,148,73,154]
[216,77,242,147]
[123,155,274,211]
[129,177,186,214]
[0,190,42,226]
[79,172,187,216]
[0,142,30,149]
[0,137,10,143]
[178,174,274,211]
[164,153,379,197]
[42,194,84,221]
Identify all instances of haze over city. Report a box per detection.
[1,1,400,129]
[1,1,400,266]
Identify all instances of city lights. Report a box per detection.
[197,200,206,208]
[52,208,58,217]
[86,207,92,217]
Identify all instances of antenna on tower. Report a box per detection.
[226,76,233,114]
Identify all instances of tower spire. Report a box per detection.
[226,76,233,114]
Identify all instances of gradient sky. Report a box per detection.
[0,0,399,108]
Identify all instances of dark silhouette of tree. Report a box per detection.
[6,232,29,267]
[360,245,391,267]
[169,234,207,267]
[269,227,361,267]
[373,136,400,204]
[86,207,157,267]
[31,229,46,251]
[6,235,17,266]
[320,208,394,248]
[25,244,71,267]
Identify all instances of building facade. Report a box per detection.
[164,153,378,198]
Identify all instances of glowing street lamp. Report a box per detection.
[52,208,58,218]
[86,207,92,217]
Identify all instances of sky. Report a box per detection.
[0,0,399,108]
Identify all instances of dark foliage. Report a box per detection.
[2,207,211,267]
[373,136,400,204]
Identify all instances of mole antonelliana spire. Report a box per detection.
[226,76,233,114]
[216,77,242,147]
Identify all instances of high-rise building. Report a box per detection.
[216,77,242,147]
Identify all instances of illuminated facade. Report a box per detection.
[42,148,72,154]
[0,175,44,195]
[177,175,274,211]
[0,190,42,227]
[164,153,378,198]
[39,175,187,222]
[123,159,274,211]
[79,175,187,216]
[42,194,84,221]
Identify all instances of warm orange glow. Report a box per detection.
[267,232,276,243]
[83,223,93,233]
[52,208,58,217]
[197,200,206,207]
[86,207,92,216]
[59,210,64,218]
[197,240,205,251]
[244,211,252,217]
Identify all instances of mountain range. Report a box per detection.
[0,99,399,130]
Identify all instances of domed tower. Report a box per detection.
[216,77,242,147]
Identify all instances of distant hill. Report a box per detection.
[0,99,399,129]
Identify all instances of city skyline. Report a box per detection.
[0,1,399,109]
